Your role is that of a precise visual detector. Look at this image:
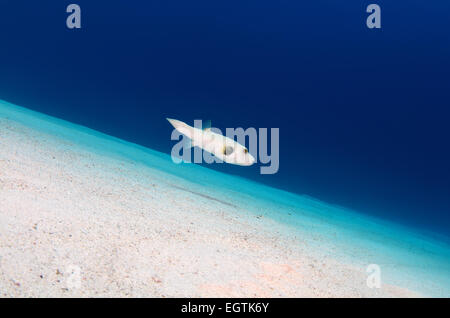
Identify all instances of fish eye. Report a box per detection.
[223,146,234,155]
[243,148,248,154]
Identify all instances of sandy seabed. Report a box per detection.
[0,102,445,297]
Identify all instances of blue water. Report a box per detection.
[2,99,449,296]
[0,1,449,239]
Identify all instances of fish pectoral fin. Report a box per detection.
[202,120,212,131]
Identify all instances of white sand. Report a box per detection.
[0,101,446,297]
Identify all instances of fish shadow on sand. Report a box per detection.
[169,184,237,208]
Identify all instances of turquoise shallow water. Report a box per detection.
[1,99,449,297]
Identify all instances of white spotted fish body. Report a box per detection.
[167,118,256,166]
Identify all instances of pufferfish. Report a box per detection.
[167,118,256,166]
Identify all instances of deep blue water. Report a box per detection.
[0,1,449,237]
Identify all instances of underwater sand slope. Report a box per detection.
[0,100,449,297]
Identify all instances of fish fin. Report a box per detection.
[166,118,193,139]
[202,120,211,131]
